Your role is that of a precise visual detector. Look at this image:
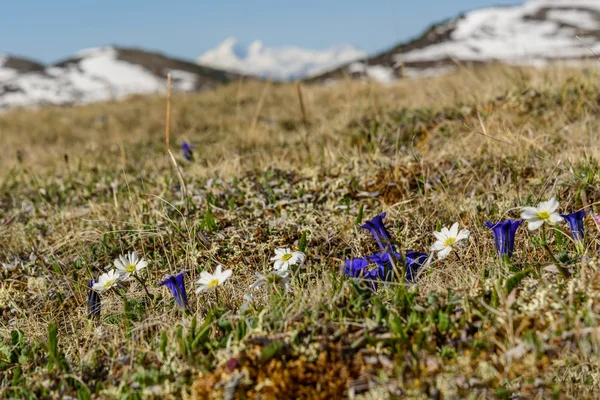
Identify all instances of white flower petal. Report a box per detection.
[521,207,538,219]
[273,260,284,270]
[437,246,452,259]
[430,241,446,251]
[545,198,559,213]
[92,283,105,292]
[136,260,148,270]
[199,271,212,281]
[195,285,209,294]
[275,248,288,257]
[433,231,446,241]
[449,222,459,237]
[293,251,305,264]
[114,259,125,271]
[456,229,470,241]
[549,213,564,224]
[215,264,223,275]
[527,219,544,231]
[219,269,233,283]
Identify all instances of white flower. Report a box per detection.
[92,269,121,292]
[250,270,291,290]
[195,264,232,293]
[520,198,564,231]
[270,248,305,271]
[430,222,470,259]
[114,251,148,280]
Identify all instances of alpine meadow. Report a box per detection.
[3,64,600,399]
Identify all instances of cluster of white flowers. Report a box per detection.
[93,251,235,296]
[87,197,578,316]
[93,251,148,292]
[428,198,575,261]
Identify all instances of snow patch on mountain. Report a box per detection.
[0,46,229,110]
[312,0,600,83]
[397,0,600,64]
[197,37,366,80]
[0,57,19,82]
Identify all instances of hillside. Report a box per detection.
[0,46,241,110]
[311,0,600,82]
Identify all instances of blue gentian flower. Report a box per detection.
[484,219,523,258]
[368,251,401,281]
[342,257,370,278]
[87,279,101,319]
[404,251,428,282]
[181,142,195,161]
[361,212,396,252]
[160,272,189,309]
[342,257,384,289]
[560,210,587,242]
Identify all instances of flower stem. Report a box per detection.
[133,274,155,302]
[454,251,469,272]
[541,226,570,279]
[214,287,220,306]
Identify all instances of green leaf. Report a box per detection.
[506,268,532,294]
[356,204,364,225]
[298,231,307,253]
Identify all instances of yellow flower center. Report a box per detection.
[126,264,136,273]
[536,211,550,220]
[104,279,115,288]
[444,237,457,247]
[281,254,293,261]
[207,279,220,288]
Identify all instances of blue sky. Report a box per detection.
[1,0,519,63]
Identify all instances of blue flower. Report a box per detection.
[361,212,396,252]
[560,210,587,241]
[342,257,370,278]
[341,257,384,289]
[404,251,428,282]
[368,251,401,281]
[181,142,195,161]
[87,279,101,319]
[160,272,189,309]
[370,251,428,282]
[484,219,523,258]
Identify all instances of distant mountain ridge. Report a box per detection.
[0,46,242,110]
[310,0,600,82]
[2,0,600,110]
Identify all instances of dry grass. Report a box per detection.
[2,64,600,399]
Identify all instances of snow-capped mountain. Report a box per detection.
[312,0,600,82]
[0,46,239,110]
[197,37,366,80]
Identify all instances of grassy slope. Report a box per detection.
[1,65,600,399]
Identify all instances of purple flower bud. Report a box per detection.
[360,212,395,252]
[181,142,195,161]
[87,279,101,319]
[404,251,428,282]
[560,210,588,242]
[160,271,189,309]
[484,219,523,258]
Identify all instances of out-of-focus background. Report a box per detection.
[0,0,598,111]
